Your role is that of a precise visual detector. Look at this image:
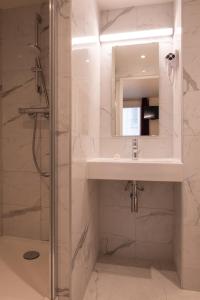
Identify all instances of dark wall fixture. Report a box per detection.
[141,98,159,136]
[144,106,159,120]
[141,97,150,135]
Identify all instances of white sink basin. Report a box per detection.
[87,158,183,182]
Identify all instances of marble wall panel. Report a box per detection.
[181,0,200,291]
[71,0,100,299]
[0,9,3,235]
[99,181,175,264]
[0,3,50,241]
[2,203,41,239]
[100,4,174,159]
[100,3,173,35]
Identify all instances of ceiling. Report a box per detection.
[0,0,42,9]
[97,0,173,11]
[115,43,159,99]
[0,0,172,10]
[123,77,159,99]
[116,43,159,79]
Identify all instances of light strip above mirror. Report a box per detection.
[100,28,173,43]
[72,35,99,46]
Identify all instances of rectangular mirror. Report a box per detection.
[112,43,160,136]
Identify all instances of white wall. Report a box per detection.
[101,3,173,35]
[99,181,175,264]
[100,3,178,159]
[98,0,182,276]
[0,3,49,240]
[173,0,182,285]
[180,0,200,291]
[173,0,182,160]
[0,9,2,236]
[71,0,101,299]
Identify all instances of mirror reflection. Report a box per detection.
[113,43,160,136]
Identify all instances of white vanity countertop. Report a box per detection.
[87,158,184,182]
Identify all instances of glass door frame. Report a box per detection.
[49,1,57,299]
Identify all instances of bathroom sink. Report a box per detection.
[87,158,183,182]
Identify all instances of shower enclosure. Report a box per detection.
[0,1,57,299]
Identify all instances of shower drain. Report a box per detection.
[23,250,40,260]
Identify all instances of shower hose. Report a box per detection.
[32,113,50,178]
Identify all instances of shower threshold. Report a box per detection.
[0,236,49,300]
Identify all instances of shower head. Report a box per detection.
[28,44,41,56]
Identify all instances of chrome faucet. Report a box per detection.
[132,138,139,160]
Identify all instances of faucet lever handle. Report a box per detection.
[132,138,138,146]
[132,138,138,159]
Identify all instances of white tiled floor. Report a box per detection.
[84,263,200,300]
[0,236,49,300]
